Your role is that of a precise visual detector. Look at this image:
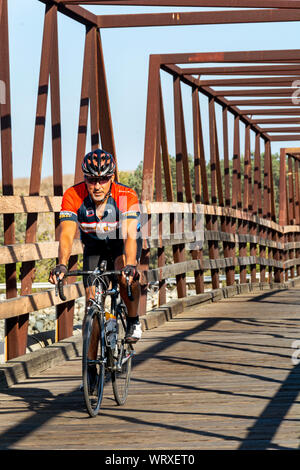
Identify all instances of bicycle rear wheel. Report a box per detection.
[82,306,105,417]
[110,308,132,405]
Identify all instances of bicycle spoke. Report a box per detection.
[82,307,105,417]
[110,309,132,405]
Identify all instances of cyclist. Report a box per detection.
[49,148,142,344]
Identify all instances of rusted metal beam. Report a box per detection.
[270,135,300,141]
[252,118,300,124]
[90,26,101,150]
[97,9,300,29]
[19,4,57,359]
[159,82,173,203]
[215,89,300,98]
[139,55,161,316]
[192,88,209,205]
[0,0,18,361]
[142,56,161,202]
[207,97,220,289]
[162,64,269,140]
[159,50,300,65]
[39,0,98,26]
[75,26,93,183]
[96,29,116,163]
[262,127,300,133]
[191,87,205,293]
[284,147,300,155]
[228,99,300,106]
[240,108,300,115]
[57,1,300,8]
[279,150,288,227]
[222,106,235,286]
[197,77,300,87]
[173,74,188,297]
[181,65,300,77]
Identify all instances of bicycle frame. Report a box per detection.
[55,263,135,416]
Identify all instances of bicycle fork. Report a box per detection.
[113,343,135,372]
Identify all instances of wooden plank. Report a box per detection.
[0,195,286,233]
[0,195,62,213]
[145,255,284,282]
[0,282,85,320]
[0,239,82,264]
[2,286,300,450]
[1,228,290,261]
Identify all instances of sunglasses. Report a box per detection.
[85,175,112,185]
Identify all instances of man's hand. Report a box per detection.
[49,264,68,284]
[121,264,138,285]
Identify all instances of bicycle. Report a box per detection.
[55,260,135,417]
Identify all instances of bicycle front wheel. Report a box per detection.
[110,308,132,405]
[82,306,105,417]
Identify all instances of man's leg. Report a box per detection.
[82,254,100,360]
[114,254,142,342]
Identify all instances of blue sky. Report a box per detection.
[5,1,300,180]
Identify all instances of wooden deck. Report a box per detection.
[1,287,300,450]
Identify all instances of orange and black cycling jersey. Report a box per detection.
[59,181,140,249]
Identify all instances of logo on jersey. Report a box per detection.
[86,209,94,217]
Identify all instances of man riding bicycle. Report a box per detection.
[49,148,142,343]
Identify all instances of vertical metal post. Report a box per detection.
[265,140,273,283]
[294,158,300,277]
[288,155,295,278]
[155,83,166,306]
[279,148,288,282]
[96,29,116,165]
[173,74,187,298]
[231,115,241,286]
[239,124,251,284]
[140,55,161,316]
[16,4,55,359]
[51,8,75,341]
[74,25,93,184]
[222,106,235,286]
[208,97,220,289]
[192,87,204,293]
[0,0,18,360]
[250,133,260,284]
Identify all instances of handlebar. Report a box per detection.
[55,269,134,302]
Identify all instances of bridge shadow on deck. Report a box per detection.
[0,290,299,449]
[238,360,300,450]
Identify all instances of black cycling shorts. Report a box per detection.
[82,238,142,288]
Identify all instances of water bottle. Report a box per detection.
[105,311,117,349]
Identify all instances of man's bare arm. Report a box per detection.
[58,220,78,266]
[49,220,77,284]
[122,218,138,266]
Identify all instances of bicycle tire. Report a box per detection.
[82,305,105,417]
[110,308,132,405]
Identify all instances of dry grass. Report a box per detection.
[12,174,76,196]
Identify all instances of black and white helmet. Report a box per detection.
[82,149,116,177]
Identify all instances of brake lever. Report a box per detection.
[126,274,134,301]
[56,278,67,301]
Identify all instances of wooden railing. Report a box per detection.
[1,195,300,361]
[2,1,300,363]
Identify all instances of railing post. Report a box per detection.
[0,0,18,360]
[294,158,300,277]
[222,106,235,286]
[140,55,161,315]
[279,148,288,283]
[208,97,220,289]
[173,74,188,298]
